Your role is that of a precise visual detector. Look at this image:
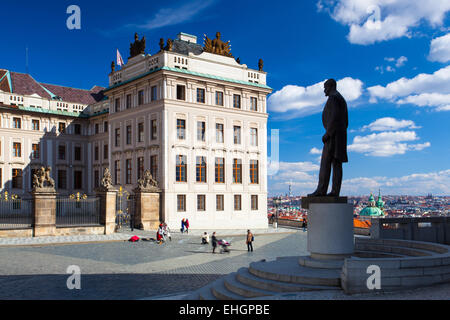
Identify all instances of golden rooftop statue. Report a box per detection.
[129,32,146,58]
[203,32,233,57]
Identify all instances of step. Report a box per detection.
[248,257,341,287]
[236,267,340,293]
[355,243,432,257]
[224,272,275,298]
[196,277,224,300]
[353,250,405,259]
[211,275,247,300]
[298,256,345,269]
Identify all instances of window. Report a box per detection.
[215,158,225,183]
[126,159,132,184]
[234,195,242,211]
[176,155,187,182]
[13,117,21,129]
[74,124,81,135]
[126,94,132,109]
[250,128,258,146]
[196,156,207,183]
[74,146,81,161]
[104,121,108,132]
[138,123,144,142]
[151,120,157,140]
[151,86,158,101]
[115,98,120,112]
[250,160,259,184]
[94,170,99,188]
[177,119,185,140]
[95,123,99,134]
[74,171,82,189]
[137,157,144,180]
[58,145,66,160]
[126,125,132,145]
[12,169,22,189]
[216,195,224,211]
[104,144,108,159]
[216,123,224,143]
[233,126,241,144]
[197,88,205,103]
[233,159,242,183]
[94,146,99,161]
[138,90,144,105]
[32,119,40,130]
[177,85,186,100]
[197,195,206,211]
[197,121,205,141]
[31,143,40,159]
[150,155,158,179]
[215,91,224,106]
[114,160,120,185]
[250,97,258,111]
[251,195,258,210]
[115,128,121,147]
[177,195,186,212]
[233,94,241,109]
[58,122,66,133]
[13,142,21,157]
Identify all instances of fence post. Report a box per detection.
[134,190,161,230]
[96,190,117,235]
[32,189,57,237]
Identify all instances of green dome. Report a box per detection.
[359,206,384,217]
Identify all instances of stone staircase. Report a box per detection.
[185,238,450,300]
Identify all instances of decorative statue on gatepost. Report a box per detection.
[258,58,264,71]
[136,170,159,192]
[32,167,55,190]
[203,32,233,57]
[100,168,114,191]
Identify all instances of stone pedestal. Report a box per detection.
[304,197,354,260]
[32,189,57,237]
[134,191,161,230]
[96,189,117,235]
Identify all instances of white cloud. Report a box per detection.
[131,0,216,30]
[376,56,407,73]
[395,56,408,67]
[348,130,430,157]
[317,0,450,45]
[368,65,450,111]
[428,33,450,63]
[361,117,419,131]
[268,77,363,116]
[309,147,322,155]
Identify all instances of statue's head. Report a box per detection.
[216,32,221,39]
[134,33,139,41]
[324,78,337,96]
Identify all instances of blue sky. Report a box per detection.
[2,0,449,196]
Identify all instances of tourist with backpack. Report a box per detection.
[246,229,254,252]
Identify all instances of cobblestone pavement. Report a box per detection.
[0,228,305,299]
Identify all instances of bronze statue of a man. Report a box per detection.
[308,79,348,197]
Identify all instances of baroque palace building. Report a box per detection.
[0,32,272,229]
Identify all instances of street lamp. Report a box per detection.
[273,196,281,229]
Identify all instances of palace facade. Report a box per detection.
[0,32,272,229]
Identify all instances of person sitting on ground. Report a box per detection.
[163,222,172,241]
[157,223,165,245]
[201,232,209,244]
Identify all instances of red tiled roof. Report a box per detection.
[0,70,11,93]
[10,72,52,99]
[41,83,105,105]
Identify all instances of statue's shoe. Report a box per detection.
[307,190,326,197]
[326,192,340,197]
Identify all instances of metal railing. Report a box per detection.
[56,196,100,227]
[0,198,33,230]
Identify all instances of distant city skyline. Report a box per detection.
[1,0,449,196]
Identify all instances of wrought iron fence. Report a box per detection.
[0,198,33,230]
[56,196,100,227]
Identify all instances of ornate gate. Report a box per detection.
[115,186,134,231]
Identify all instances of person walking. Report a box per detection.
[157,223,165,245]
[180,218,185,233]
[246,229,254,252]
[185,218,190,234]
[211,232,217,253]
[302,218,307,232]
